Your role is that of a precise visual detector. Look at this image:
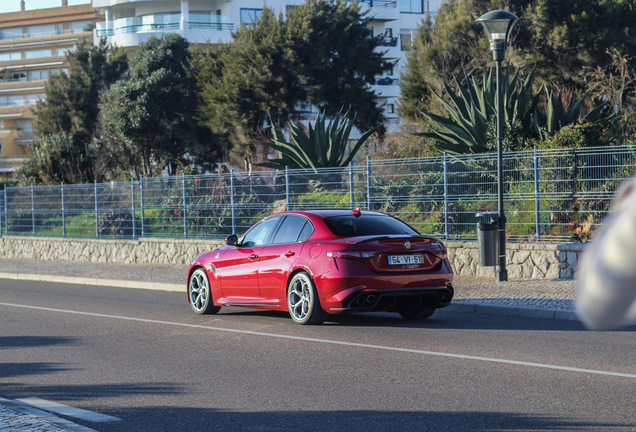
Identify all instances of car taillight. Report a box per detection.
[359,250,383,260]
[326,250,363,261]
[429,248,447,259]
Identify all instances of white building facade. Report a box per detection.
[93,0,442,126]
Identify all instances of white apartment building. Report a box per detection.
[93,0,441,126]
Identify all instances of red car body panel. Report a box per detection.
[187,210,454,316]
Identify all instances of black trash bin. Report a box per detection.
[476,212,499,267]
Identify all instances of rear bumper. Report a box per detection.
[315,258,454,313]
[328,286,454,312]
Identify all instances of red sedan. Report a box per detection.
[187,209,453,325]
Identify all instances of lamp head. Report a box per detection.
[476,10,519,60]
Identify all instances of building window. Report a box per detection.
[29,69,50,80]
[25,49,52,59]
[69,20,92,33]
[0,51,23,61]
[387,104,395,114]
[9,95,24,106]
[16,119,33,132]
[400,0,423,14]
[57,47,71,56]
[241,8,263,24]
[26,94,45,105]
[10,72,27,81]
[0,27,23,40]
[387,66,394,76]
[400,29,412,51]
[27,24,56,38]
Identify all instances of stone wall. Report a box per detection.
[445,241,584,280]
[0,236,585,280]
[0,236,225,265]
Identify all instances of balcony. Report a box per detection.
[95,15,235,47]
[348,0,398,21]
[372,77,399,97]
[377,36,398,47]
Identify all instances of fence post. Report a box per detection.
[230,169,236,235]
[4,188,7,236]
[61,182,66,238]
[443,152,449,241]
[131,178,136,239]
[349,162,354,209]
[534,145,541,242]
[31,183,35,236]
[183,175,188,239]
[285,166,290,211]
[95,180,99,239]
[366,156,372,211]
[140,176,145,238]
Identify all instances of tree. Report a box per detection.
[399,0,636,123]
[17,39,127,185]
[96,34,225,179]
[15,134,96,185]
[194,0,392,154]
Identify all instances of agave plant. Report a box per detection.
[258,111,378,172]
[534,87,613,140]
[415,66,537,154]
[415,66,612,154]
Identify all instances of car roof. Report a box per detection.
[275,209,388,218]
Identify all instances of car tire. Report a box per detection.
[287,272,327,325]
[399,308,436,320]
[188,268,221,315]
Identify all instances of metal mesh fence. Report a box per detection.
[2,145,634,242]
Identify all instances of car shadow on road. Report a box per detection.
[97,406,633,432]
[214,308,594,331]
[0,336,78,349]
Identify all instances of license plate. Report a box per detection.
[387,254,424,265]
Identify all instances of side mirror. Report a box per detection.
[225,234,238,246]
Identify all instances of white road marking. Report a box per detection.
[2,301,636,380]
[15,397,121,423]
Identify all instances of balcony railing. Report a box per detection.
[375,77,398,85]
[187,22,234,31]
[377,37,398,47]
[96,18,234,37]
[0,28,89,42]
[348,0,397,8]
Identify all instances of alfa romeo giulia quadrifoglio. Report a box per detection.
[187,209,453,325]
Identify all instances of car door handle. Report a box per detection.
[284,251,296,257]
[248,254,259,260]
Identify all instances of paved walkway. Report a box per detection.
[0,258,579,431]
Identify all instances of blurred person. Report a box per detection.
[576,177,636,330]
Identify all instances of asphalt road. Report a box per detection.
[1,279,635,432]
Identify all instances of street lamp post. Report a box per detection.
[476,10,519,282]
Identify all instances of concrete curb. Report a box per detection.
[0,272,183,292]
[0,398,96,432]
[0,272,580,323]
[446,302,579,322]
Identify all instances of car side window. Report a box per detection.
[240,217,281,247]
[297,220,314,242]
[272,215,311,244]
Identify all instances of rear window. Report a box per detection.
[324,215,419,237]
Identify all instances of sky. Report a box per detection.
[0,0,91,14]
